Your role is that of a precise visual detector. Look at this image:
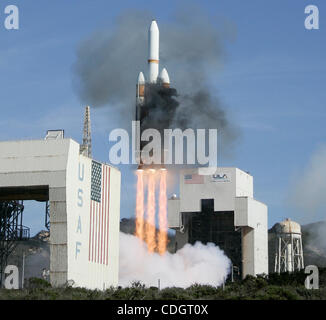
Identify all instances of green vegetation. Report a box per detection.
[0,269,325,300]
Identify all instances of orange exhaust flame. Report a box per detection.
[145,169,156,253]
[135,169,145,241]
[158,169,168,255]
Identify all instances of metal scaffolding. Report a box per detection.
[45,201,50,231]
[80,106,92,158]
[0,201,30,287]
[274,233,304,273]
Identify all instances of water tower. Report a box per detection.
[274,218,304,273]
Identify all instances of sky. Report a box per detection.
[0,0,325,235]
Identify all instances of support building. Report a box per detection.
[168,167,268,279]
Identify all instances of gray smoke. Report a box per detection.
[73,8,239,146]
[288,144,326,249]
[24,249,50,280]
[140,84,179,133]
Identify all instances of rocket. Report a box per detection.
[136,20,170,103]
[140,19,171,86]
[136,20,170,169]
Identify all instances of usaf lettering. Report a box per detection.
[75,163,85,259]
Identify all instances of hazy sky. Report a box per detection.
[0,0,325,235]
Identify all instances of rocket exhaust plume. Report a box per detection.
[145,169,156,253]
[135,169,145,241]
[135,168,168,255]
[158,169,168,255]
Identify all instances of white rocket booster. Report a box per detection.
[159,68,170,88]
[136,71,145,122]
[136,71,145,104]
[148,20,160,83]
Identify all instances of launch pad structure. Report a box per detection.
[168,167,269,279]
[0,201,30,286]
[0,137,121,289]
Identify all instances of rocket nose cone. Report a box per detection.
[160,68,170,84]
[149,20,159,32]
[137,72,145,84]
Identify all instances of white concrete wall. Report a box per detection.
[65,146,121,290]
[235,197,268,277]
[167,198,181,229]
[0,139,121,289]
[169,167,268,278]
[235,168,253,198]
[0,139,71,286]
[241,227,255,276]
[179,168,236,212]
[179,167,253,213]
[0,139,70,188]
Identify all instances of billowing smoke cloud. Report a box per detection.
[24,249,50,280]
[288,144,326,249]
[289,145,326,214]
[141,84,179,132]
[73,8,239,146]
[119,232,231,288]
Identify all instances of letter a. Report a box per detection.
[4,5,19,30]
[4,265,19,289]
[305,5,319,30]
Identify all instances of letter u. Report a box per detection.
[78,163,84,181]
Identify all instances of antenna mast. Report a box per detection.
[80,106,92,157]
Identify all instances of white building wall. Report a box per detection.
[179,167,254,213]
[0,139,70,188]
[241,227,255,276]
[179,168,236,212]
[0,139,121,289]
[235,197,268,277]
[169,167,268,278]
[167,198,181,229]
[235,168,253,198]
[65,142,121,290]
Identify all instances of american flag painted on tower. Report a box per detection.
[89,161,111,265]
[184,173,204,184]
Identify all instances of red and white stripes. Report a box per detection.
[89,165,111,265]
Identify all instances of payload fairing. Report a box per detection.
[141,19,170,86]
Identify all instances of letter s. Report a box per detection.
[77,189,83,207]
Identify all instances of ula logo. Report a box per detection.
[2,5,19,30]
